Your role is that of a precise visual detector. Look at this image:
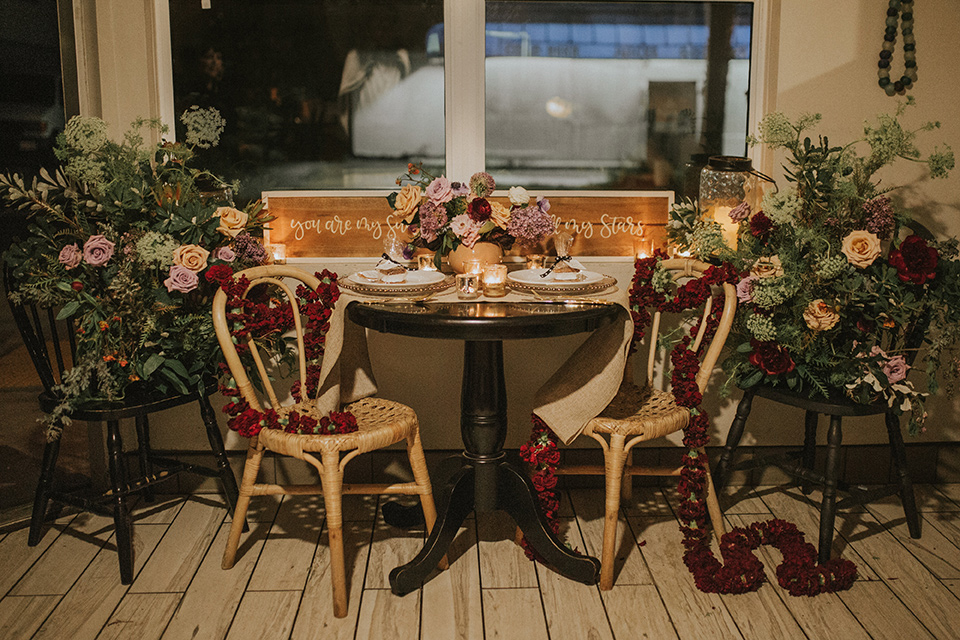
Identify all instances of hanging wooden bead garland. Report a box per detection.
[878,0,917,96]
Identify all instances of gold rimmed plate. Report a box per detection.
[507,274,618,296]
[341,272,455,296]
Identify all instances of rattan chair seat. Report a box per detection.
[258,396,418,458]
[585,384,689,440]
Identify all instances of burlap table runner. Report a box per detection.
[314,283,633,445]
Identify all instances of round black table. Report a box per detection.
[347,300,621,595]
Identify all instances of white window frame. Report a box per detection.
[79,0,780,183]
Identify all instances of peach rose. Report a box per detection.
[215,206,249,238]
[803,299,840,331]
[394,184,422,223]
[489,201,512,229]
[841,230,881,268]
[173,244,210,272]
[750,255,784,279]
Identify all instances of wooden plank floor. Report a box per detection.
[3,483,960,639]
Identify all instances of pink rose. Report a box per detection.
[59,243,82,269]
[425,176,454,204]
[729,202,751,222]
[882,355,910,383]
[164,264,199,293]
[736,276,756,303]
[214,246,236,262]
[82,235,115,266]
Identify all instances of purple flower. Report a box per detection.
[864,196,895,240]
[418,201,448,243]
[232,233,268,263]
[736,276,756,303]
[164,264,199,293]
[729,202,751,222]
[425,176,454,204]
[451,181,469,197]
[882,355,910,384]
[59,243,82,269]
[82,235,115,266]
[214,246,236,262]
[507,204,555,246]
[537,196,551,213]
[469,172,496,197]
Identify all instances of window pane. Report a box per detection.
[484,1,753,192]
[168,0,444,201]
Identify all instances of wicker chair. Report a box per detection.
[3,265,241,585]
[212,265,439,618]
[557,258,736,590]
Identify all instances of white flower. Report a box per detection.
[508,186,530,207]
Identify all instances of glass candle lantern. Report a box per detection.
[699,156,761,249]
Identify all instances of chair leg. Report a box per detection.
[29,437,61,546]
[198,394,241,517]
[320,450,349,618]
[818,415,843,565]
[406,430,447,570]
[886,412,921,539]
[107,420,134,584]
[713,389,755,491]
[621,448,633,504]
[801,411,818,495]
[222,441,263,570]
[700,448,726,545]
[599,434,626,591]
[133,415,154,503]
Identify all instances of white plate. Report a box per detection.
[508,268,605,287]
[348,270,446,287]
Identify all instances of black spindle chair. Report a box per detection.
[3,265,241,584]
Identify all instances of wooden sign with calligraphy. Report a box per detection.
[262,190,673,258]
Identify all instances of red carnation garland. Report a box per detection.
[521,253,857,596]
[209,268,359,438]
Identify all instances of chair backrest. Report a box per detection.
[212,265,324,413]
[3,264,75,395]
[632,258,737,394]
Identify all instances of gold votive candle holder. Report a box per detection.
[265,243,287,264]
[525,254,545,269]
[417,254,438,271]
[455,273,481,299]
[463,259,484,275]
[482,264,508,297]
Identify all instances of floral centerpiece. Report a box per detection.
[668,99,957,434]
[389,163,555,269]
[1,107,272,438]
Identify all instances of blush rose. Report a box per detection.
[82,235,115,266]
[841,230,881,268]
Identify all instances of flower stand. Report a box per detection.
[712,383,921,563]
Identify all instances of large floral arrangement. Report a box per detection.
[389,163,555,268]
[669,100,958,434]
[1,107,272,438]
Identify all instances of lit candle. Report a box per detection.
[455,273,481,299]
[711,205,739,249]
[525,254,545,269]
[417,254,438,271]
[463,259,483,275]
[482,264,508,297]
[635,237,653,259]
[265,243,287,264]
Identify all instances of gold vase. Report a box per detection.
[447,242,504,274]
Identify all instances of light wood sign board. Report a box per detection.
[262,190,673,258]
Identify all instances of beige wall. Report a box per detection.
[83,0,960,450]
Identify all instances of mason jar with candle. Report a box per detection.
[699,156,760,249]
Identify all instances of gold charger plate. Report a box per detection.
[507,274,618,296]
[340,273,455,296]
